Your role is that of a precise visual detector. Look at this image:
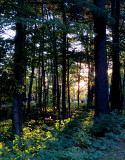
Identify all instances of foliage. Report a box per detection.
[90,112,125,136]
[0,110,125,159]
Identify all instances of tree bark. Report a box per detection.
[94,0,110,115]
[28,64,35,113]
[123,61,125,106]
[62,1,67,119]
[53,58,56,113]
[12,0,24,136]
[77,61,81,109]
[89,66,95,106]
[67,55,70,118]
[111,0,121,111]
[87,62,91,112]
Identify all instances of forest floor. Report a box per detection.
[0,105,125,160]
[102,129,125,160]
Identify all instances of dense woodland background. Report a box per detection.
[0,0,125,159]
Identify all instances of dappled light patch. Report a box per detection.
[0,119,13,142]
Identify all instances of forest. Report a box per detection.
[0,0,125,159]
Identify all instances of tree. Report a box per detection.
[61,0,67,119]
[94,0,110,115]
[12,0,25,136]
[110,0,121,111]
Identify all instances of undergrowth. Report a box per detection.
[0,109,125,160]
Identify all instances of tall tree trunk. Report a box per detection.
[27,24,36,114]
[53,58,56,113]
[41,44,46,116]
[12,0,24,136]
[42,62,46,116]
[38,57,42,115]
[28,64,35,113]
[22,67,26,115]
[87,62,91,112]
[46,62,49,108]
[35,71,38,104]
[22,25,26,116]
[57,74,61,121]
[52,13,61,120]
[94,0,110,115]
[111,0,121,111]
[123,60,125,106]
[41,4,46,116]
[87,33,91,111]
[77,61,81,109]
[62,1,67,119]
[38,4,45,116]
[67,55,70,118]
[89,66,95,106]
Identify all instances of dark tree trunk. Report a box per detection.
[53,58,56,113]
[42,62,46,116]
[22,68,26,115]
[41,4,46,116]
[87,62,91,112]
[27,24,36,114]
[38,58,42,115]
[56,55,61,121]
[41,41,46,116]
[89,66,95,106]
[86,32,90,112]
[123,61,125,106]
[12,1,24,136]
[35,72,38,103]
[77,61,81,109]
[28,64,35,113]
[46,62,49,108]
[94,0,110,115]
[22,25,26,116]
[67,55,70,118]
[62,1,67,119]
[52,14,56,114]
[111,0,121,111]
[53,13,61,120]
[57,79,61,121]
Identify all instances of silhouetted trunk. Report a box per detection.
[89,66,95,106]
[42,61,46,115]
[38,59,42,115]
[41,37,46,116]
[35,72,38,103]
[12,0,24,136]
[111,0,121,111]
[87,62,91,112]
[38,5,45,116]
[53,14,61,120]
[94,0,110,115]
[27,24,37,114]
[55,56,61,121]
[28,65,35,113]
[22,68,26,115]
[53,58,56,113]
[46,63,49,107]
[77,61,81,109]
[123,61,125,105]
[86,32,90,112]
[67,55,70,118]
[62,1,67,119]
[22,25,26,115]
